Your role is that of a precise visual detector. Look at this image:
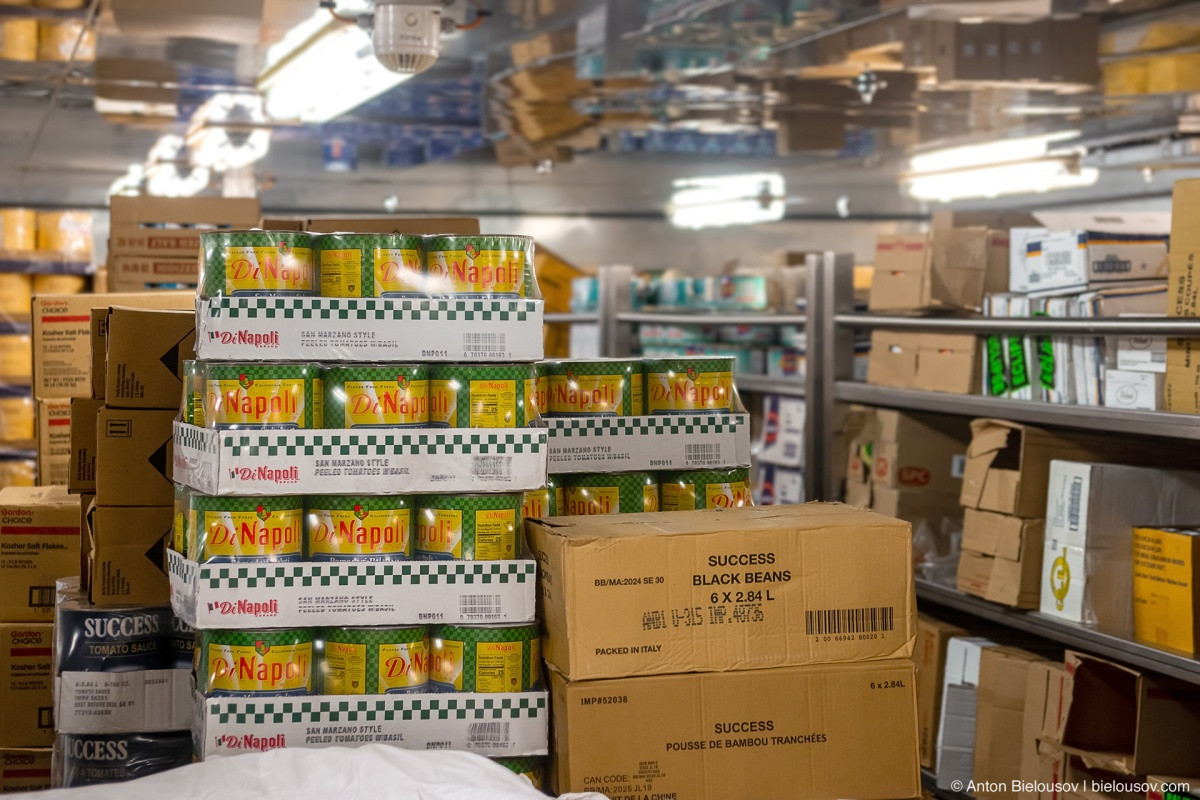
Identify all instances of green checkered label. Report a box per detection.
[203,298,538,323]
[196,560,536,590]
[219,430,545,457]
[547,415,745,437]
[209,695,546,725]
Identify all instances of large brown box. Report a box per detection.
[0,624,52,748]
[959,509,1045,609]
[1167,179,1200,414]
[94,408,174,506]
[973,647,1049,800]
[0,487,79,622]
[35,398,70,486]
[1020,660,1069,800]
[86,504,171,607]
[550,660,921,800]
[32,292,195,400]
[104,308,195,410]
[917,613,968,770]
[0,748,52,793]
[526,504,916,681]
[867,330,982,395]
[107,255,199,292]
[870,229,1009,313]
[67,398,101,494]
[872,409,970,494]
[108,196,259,257]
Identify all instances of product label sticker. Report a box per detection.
[469,379,517,427]
[707,482,751,509]
[322,641,367,694]
[476,641,523,692]
[521,488,551,519]
[564,486,620,515]
[660,482,695,512]
[224,245,314,295]
[319,249,362,297]
[550,373,625,415]
[473,508,517,560]
[643,483,659,512]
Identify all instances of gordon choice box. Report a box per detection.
[168,550,537,629]
[545,413,750,473]
[549,660,920,800]
[0,487,80,622]
[173,423,549,496]
[55,669,191,735]
[195,691,548,761]
[526,504,916,681]
[195,296,545,362]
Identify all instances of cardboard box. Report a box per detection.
[106,255,199,291]
[170,550,537,628]
[32,292,195,399]
[871,487,962,559]
[104,309,195,410]
[959,510,1045,609]
[974,647,1047,800]
[89,308,106,400]
[1117,334,1167,373]
[1104,369,1163,411]
[1169,180,1200,319]
[549,660,920,800]
[510,27,575,66]
[0,486,80,622]
[868,331,981,395]
[917,614,968,770]
[935,22,1005,83]
[55,668,191,735]
[95,408,175,506]
[1056,651,1200,776]
[301,217,479,235]
[0,748,52,793]
[195,296,544,362]
[108,196,259,257]
[67,398,100,494]
[872,409,969,494]
[869,234,932,311]
[1010,227,1050,293]
[34,398,69,486]
[1036,231,1168,292]
[527,504,916,681]
[960,419,1119,519]
[548,413,751,473]
[87,505,172,607]
[937,637,997,790]
[868,229,1008,312]
[0,624,52,747]
[1021,661,1069,799]
[78,494,92,594]
[1042,460,1200,636]
[1133,526,1200,654]
[173,422,549,496]
[1165,338,1199,414]
[196,689,546,761]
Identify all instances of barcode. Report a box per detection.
[29,586,54,608]
[460,594,502,616]
[463,332,506,355]
[783,443,799,461]
[1151,352,1166,363]
[805,606,894,635]
[685,443,722,466]
[472,456,513,479]
[1068,476,1083,532]
[468,721,510,744]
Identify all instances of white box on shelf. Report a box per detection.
[55,669,192,734]
[545,413,750,473]
[1103,369,1162,411]
[173,422,548,495]
[168,550,537,629]
[1116,335,1167,374]
[1034,231,1168,291]
[195,691,549,760]
[757,394,806,467]
[195,297,545,362]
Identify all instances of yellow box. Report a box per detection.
[1133,526,1200,654]
[1147,53,1200,94]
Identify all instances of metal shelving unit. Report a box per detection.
[837,313,1200,336]
[543,312,599,324]
[735,374,805,397]
[616,311,808,326]
[917,579,1200,686]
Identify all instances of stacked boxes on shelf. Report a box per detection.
[755,391,806,505]
[528,503,921,799]
[0,486,81,792]
[171,219,550,781]
[105,196,259,293]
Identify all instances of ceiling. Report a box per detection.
[0,0,1198,218]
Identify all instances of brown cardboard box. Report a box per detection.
[1165,339,1199,414]
[67,398,100,494]
[963,509,1044,563]
[1132,526,1200,655]
[871,487,963,560]
[872,409,970,494]
[0,624,52,747]
[0,486,80,622]
[107,255,199,291]
[78,494,92,594]
[917,614,969,770]
[1055,651,1200,776]
[1166,180,1200,414]
[302,217,480,235]
[868,331,982,394]
[89,308,106,400]
[958,548,1043,609]
[104,308,195,410]
[869,234,931,311]
[526,504,916,681]
[32,292,195,400]
[95,408,174,506]
[1020,661,1069,800]
[108,196,259,257]
[0,748,52,793]
[35,399,70,486]
[869,229,1008,312]
[87,505,171,606]
[549,660,920,800]
[960,420,1114,519]
[974,647,1048,800]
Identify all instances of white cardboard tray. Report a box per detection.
[545,413,751,473]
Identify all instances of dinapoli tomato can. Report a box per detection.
[198,628,314,696]
[305,495,414,561]
[320,625,429,695]
[204,362,323,429]
[430,623,540,692]
[643,356,735,414]
[190,495,304,563]
[200,230,314,298]
[323,364,429,428]
[314,232,425,297]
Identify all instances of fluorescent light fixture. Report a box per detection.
[907,159,1098,202]
[187,93,272,171]
[668,172,786,230]
[909,131,1080,174]
[108,163,144,197]
[144,162,210,197]
[258,10,413,123]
